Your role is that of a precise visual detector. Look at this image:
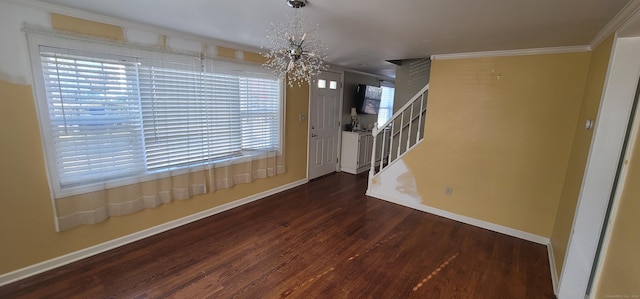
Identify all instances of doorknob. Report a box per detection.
[311,133,317,137]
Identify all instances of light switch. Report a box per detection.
[299,114,307,122]
[585,119,594,130]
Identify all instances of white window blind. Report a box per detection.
[31,35,283,197]
[40,46,145,188]
[240,76,281,150]
[138,61,242,171]
[138,59,282,171]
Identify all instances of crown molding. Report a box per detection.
[590,0,640,48]
[430,46,591,61]
[3,0,262,53]
[617,0,640,38]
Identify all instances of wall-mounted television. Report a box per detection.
[355,84,382,114]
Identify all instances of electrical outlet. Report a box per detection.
[445,186,453,196]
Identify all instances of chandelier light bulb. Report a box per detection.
[261,2,328,87]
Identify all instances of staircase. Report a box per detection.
[368,84,429,188]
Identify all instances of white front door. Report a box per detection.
[308,71,342,180]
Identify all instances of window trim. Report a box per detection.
[26,29,285,199]
[377,85,395,128]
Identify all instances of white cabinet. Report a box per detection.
[340,131,374,174]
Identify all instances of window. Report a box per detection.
[137,60,281,172]
[377,86,395,127]
[40,48,146,188]
[32,39,282,197]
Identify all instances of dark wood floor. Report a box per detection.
[0,172,555,298]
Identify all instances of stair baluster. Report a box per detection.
[369,84,429,180]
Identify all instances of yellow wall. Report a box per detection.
[51,14,124,40]
[217,46,238,59]
[243,51,267,64]
[402,52,591,237]
[594,117,640,297]
[0,14,309,275]
[550,35,615,277]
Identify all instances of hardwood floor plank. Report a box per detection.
[0,173,555,298]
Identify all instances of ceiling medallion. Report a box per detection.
[286,0,306,8]
[262,0,327,87]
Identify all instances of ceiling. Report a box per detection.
[36,0,631,79]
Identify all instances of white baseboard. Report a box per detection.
[366,189,550,245]
[547,241,559,295]
[0,178,308,287]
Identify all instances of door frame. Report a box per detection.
[588,62,640,296]
[307,69,344,180]
[558,36,640,298]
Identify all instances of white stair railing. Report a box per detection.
[369,84,429,179]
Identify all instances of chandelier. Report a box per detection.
[262,0,327,87]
